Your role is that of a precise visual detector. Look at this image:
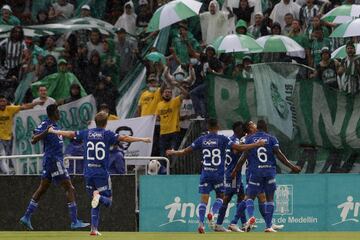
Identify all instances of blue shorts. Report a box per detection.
[199,175,224,194]
[246,174,276,197]
[224,175,244,196]
[41,160,70,183]
[85,175,112,198]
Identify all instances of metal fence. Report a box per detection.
[0,155,170,175]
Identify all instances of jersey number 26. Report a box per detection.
[87,142,106,160]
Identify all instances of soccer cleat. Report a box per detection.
[272,224,284,230]
[228,224,244,232]
[244,216,256,232]
[20,216,33,230]
[207,213,215,230]
[198,224,205,234]
[90,230,102,236]
[71,220,90,229]
[265,227,277,232]
[214,224,231,232]
[91,191,101,208]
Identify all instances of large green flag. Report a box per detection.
[207,63,360,150]
[31,71,87,100]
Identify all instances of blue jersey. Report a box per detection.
[245,131,279,177]
[225,135,245,178]
[191,132,234,177]
[75,128,118,177]
[34,118,63,166]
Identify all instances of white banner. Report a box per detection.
[89,115,155,157]
[252,64,299,139]
[13,95,97,156]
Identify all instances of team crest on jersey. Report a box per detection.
[202,139,218,147]
[88,131,104,140]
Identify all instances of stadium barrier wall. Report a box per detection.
[1,175,136,231]
[140,174,360,232]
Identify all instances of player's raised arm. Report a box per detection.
[274,147,301,173]
[231,151,248,179]
[48,127,76,139]
[118,135,151,143]
[166,146,193,157]
[31,126,51,144]
[231,139,266,152]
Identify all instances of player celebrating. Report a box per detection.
[166,118,265,234]
[20,104,89,230]
[49,111,151,235]
[232,120,301,232]
[214,121,247,232]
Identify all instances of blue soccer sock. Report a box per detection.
[211,198,223,215]
[259,202,266,219]
[265,202,275,229]
[99,196,112,207]
[24,199,38,219]
[198,202,207,225]
[91,207,100,230]
[68,202,78,224]
[216,202,228,225]
[231,200,246,225]
[245,199,255,218]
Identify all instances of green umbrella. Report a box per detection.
[330,19,360,38]
[322,4,360,24]
[145,51,166,64]
[331,43,360,59]
[212,34,263,53]
[147,0,202,32]
[256,35,304,53]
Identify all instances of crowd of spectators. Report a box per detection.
[0,0,360,174]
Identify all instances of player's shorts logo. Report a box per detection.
[274,185,293,215]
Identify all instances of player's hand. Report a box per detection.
[47,126,55,133]
[166,149,175,156]
[256,139,266,146]
[231,170,237,179]
[291,165,302,173]
[143,137,151,143]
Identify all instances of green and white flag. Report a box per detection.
[250,64,299,139]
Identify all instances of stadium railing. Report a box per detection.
[0,155,170,175]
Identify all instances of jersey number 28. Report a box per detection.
[203,149,221,166]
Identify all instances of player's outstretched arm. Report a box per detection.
[31,126,51,144]
[274,147,301,173]
[231,139,266,152]
[48,127,76,139]
[118,135,151,143]
[166,146,193,157]
[231,152,248,179]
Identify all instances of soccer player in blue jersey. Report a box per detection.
[214,121,247,232]
[49,111,151,235]
[232,120,301,232]
[20,104,89,230]
[166,118,265,234]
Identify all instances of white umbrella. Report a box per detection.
[322,4,360,24]
[212,34,263,53]
[330,18,360,38]
[256,35,304,53]
[147,0,202,32]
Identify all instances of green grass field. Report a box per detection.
[1,232,360,240]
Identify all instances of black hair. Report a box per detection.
[46,104,58,117]
[207,118,218,129]
[232,121,243,131]
[243,120,253,134]
[0,94,6,99]
[116,126,134,136]
[257,119,268,132]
